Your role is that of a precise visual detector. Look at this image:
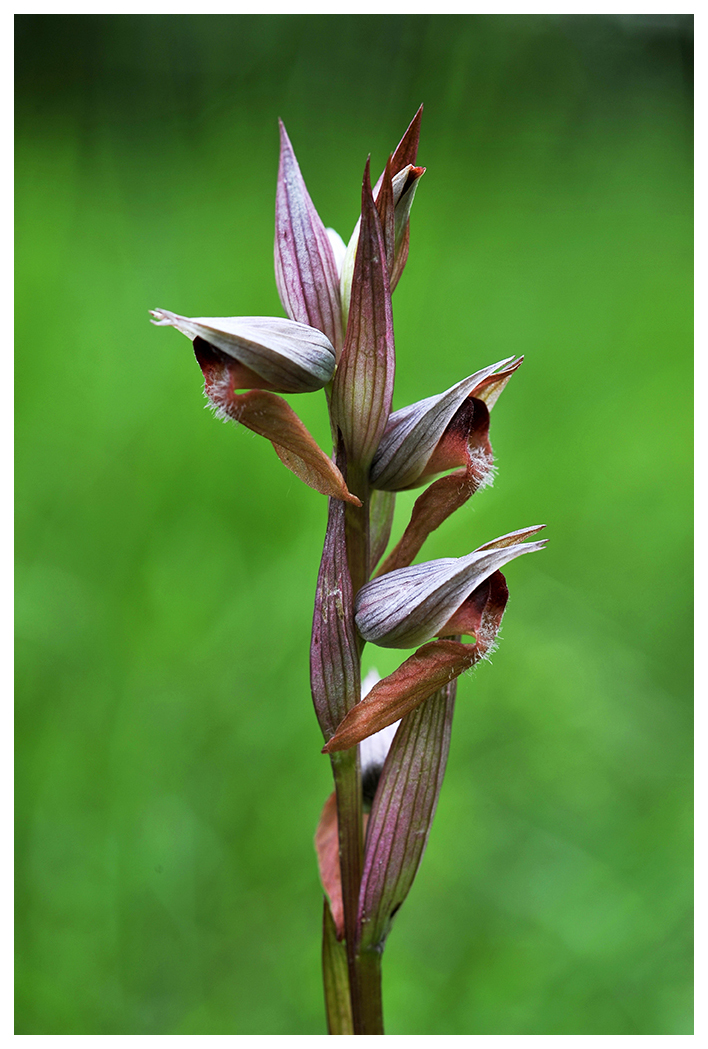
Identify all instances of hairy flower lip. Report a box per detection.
[369,357,522,491]
[354,527,546,649]
[150,309,336,393]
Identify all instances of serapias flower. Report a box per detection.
[323,528,546,753]
[151,309,358,504]
[149,310,335,393]
[355,526,546,649]
[370,356,523,492]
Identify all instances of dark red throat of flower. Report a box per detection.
[193,336,278,396]
[423,397,492,480]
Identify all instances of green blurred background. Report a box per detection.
[15,13,693,1035]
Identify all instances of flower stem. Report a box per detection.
[322,899,354,1034]
[330,746,385,1034]
[327,456,384,1033]
[330,748,365,1028]
[354,947,384,1033]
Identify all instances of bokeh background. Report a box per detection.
[15,13,693,1035]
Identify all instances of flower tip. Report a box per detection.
[149,308,175,327]
[278,118,292,147]
[361,155,373,197]
[525,524,547,539]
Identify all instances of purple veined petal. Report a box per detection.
[310,493,362,740]
[330,160,395,475]
[354,533,547,649]
[370,357,521,491]
[275,121,343,354]
[150,310,335,393]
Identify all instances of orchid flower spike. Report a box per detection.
[355,527,547,649]
[370,357,523,491]
[150,310,335,394]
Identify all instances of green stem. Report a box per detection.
[321,449,384,1033]
[337,465,386,1034]
[322,899,353,1035]
[330,748,365,1030]
[330,749,385,1034]
[355,947,384,1034]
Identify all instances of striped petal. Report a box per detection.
[150,310,335,394]
[275,122,343,354]
[370,357,522,491]
[355,527,546,649]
